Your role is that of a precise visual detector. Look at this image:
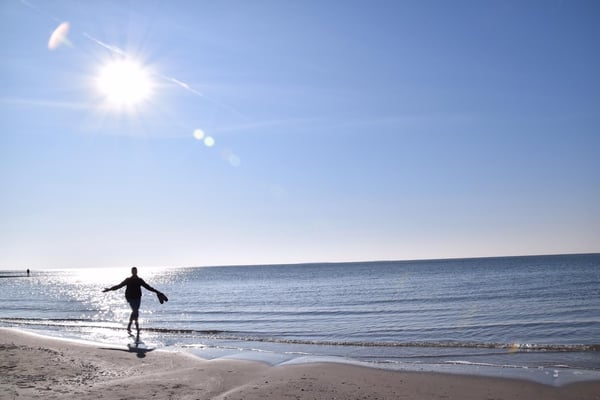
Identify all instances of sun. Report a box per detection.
[95,59,153,109]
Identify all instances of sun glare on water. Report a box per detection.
[96,59,153,109]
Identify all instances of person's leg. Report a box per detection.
[127,298,141,334]
[129,298,141,334]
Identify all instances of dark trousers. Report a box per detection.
[127,297,141,320]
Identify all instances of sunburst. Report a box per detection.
[95,59,153,110]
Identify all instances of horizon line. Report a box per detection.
[1,251,598,271]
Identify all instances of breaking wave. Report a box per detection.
[2,317,598,352]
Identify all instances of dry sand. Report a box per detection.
[1,328,599,400]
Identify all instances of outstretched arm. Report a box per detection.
[142,280,168,304]
[102,279,128,293]
[141,280,159,294]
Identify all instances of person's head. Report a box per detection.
[131,267,138,276]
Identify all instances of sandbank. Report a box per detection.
[1,328,599,399]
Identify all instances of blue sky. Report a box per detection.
[1,0,599,268]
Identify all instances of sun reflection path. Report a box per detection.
[54,268,175,341]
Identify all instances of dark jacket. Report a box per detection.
[111,276,156,300]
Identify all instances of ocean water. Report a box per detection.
[1,254,599,385]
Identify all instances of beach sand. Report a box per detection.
[1,328,599,400]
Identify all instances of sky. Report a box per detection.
[1,0,599,269]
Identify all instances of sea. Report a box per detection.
[1,253,599,386]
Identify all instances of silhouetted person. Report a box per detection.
[102,267,167,335]
[26,269,30,277]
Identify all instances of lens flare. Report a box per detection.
[48,22,70,50]
[204,136,215,147]
[193,129,205,140]
[222,149,241,167]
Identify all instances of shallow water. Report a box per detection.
[2,254,599,384]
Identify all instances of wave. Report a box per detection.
[0,318,225,335]
[2,317,598,352]
[228,336,600,352]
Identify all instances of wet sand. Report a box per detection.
[1,328,599,399]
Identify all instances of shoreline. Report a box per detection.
[4,324,600,387]
[2,328,599,400]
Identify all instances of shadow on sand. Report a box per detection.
[100,346,154,359]
[100,340,154,359]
